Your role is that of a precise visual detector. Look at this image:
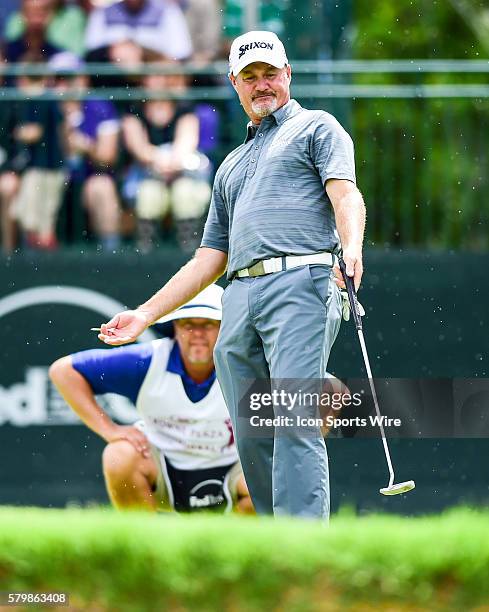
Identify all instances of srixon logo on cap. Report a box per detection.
[238,41,274,59]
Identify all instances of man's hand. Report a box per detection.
[333,253,363,292]
[99,310,151,346]
[333,263,345,289]
[342,248,363,291]
[105,424,151,458]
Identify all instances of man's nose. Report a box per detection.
[254,76,272,91]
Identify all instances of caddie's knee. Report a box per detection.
[236,494,255,514]
[102,440,140,482]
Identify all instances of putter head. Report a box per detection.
[380,480,415,496]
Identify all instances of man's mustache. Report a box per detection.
[252,92,276,99]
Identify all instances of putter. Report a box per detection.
[339,258,415,496]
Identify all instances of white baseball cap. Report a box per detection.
[154,284,223,325]
[229,30,288,77]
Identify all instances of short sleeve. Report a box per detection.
[94,100,120,136]
[310,113,356,186]
[95,100,119,123]
[200,173,229,253]
[71,343,154,405]
[84,8,106,51]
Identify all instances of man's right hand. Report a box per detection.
[99,310,151,346]
[105,424,151,458]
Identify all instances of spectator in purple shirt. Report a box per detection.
[51,52,122,250]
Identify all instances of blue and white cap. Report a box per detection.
[229,30,288,77]
[154,284,223,325]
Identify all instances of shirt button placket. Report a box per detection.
[248,130,264,177]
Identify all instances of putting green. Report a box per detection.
[0,507,488,611]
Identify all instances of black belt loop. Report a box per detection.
[281,256,286,271]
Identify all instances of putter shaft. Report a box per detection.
[338,258,415,495]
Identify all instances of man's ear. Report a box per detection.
[229,73,238,91]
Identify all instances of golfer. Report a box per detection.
[50,285,253,514]
[98,30,366,520]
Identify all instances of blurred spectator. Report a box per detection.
[5,1,87,56]
[121,67,211,252]
[0,158,21,255]
[0,45,22,255]
[0,97,26,253]
[176,0,221,64]
[84,0,192,61]
[51,52,122,250]
[12,52,66,250]
[5,0,62,63]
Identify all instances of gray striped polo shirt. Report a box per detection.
[201,98,356,279]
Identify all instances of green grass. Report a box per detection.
[1,507,488,611]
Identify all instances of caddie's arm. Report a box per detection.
[326,178,366,291]
[99,247,227,345]
[49,356,150,457]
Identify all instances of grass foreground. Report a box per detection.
[0,506,488,611]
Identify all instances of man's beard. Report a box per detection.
[251,95,278,118]
[187,347,212,365]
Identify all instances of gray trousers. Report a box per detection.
[213,264,342,519]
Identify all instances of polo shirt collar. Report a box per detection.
[273,98,302,125]
[244,99,302,143]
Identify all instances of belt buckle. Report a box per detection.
[248,261,266,277]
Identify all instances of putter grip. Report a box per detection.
[339,258,363,331]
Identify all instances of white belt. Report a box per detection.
[236,252,335,278]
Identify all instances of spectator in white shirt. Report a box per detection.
[84,0,192,61]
